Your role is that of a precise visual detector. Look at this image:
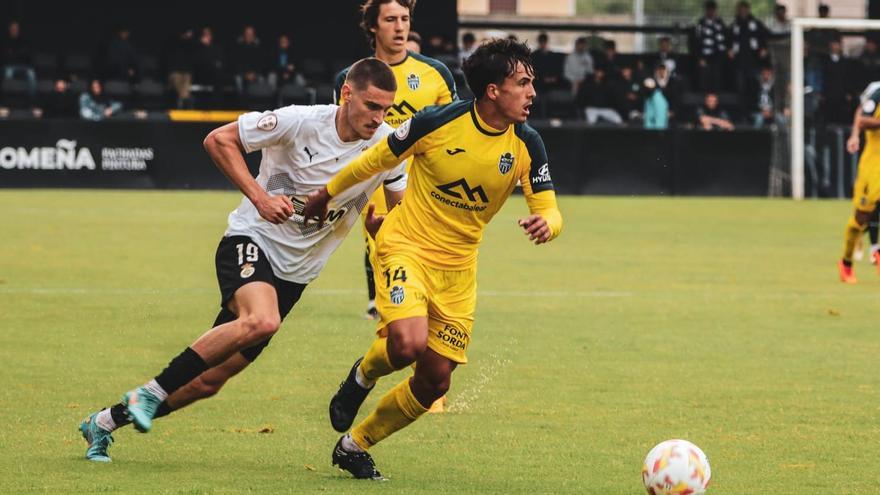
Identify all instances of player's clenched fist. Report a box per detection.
[302,187,331,227]
[518,214,551,245]
[254,194,294,224]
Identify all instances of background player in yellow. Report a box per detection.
[333,0,457,321]
[840,81,880,283]
[304,39,563,480]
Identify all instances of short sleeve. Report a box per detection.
[861,88,880,117]
[237,107,300,153]
[382,160,408,192]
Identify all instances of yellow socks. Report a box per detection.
[351,378,428,450]
[843,215,866,262]
[359,337,395,381]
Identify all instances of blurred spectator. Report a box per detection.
[806,3,837,57]
[577,67,622,125]
[654,36,678,76]
[192,27,226,87]
[696,92,734,130]
[267,34,303,88]
[45,79,78,118]
[532,32,566,91]
[643,77,669,130]
[106,28,138,81]
[425,34,455,58]
[694,0,727,92]
[231,25,266,92]
[728,1,769,93]
[459,32,476,64]
[648,63,681,118]
[79,79,122,120]
[564,37,594,95]
[406,31,422,54]
[823,37,856,124]
[166,28,195,108]
[858,37,880,88]
[2,21,36,95]
[613,65,642,122]
[597,40,621,80]
[749,65,785,127]
[768,3,790,35]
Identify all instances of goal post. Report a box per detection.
[790,17,880,200]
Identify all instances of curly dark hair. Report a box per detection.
[462,38,534,101]
[360,0,416,48]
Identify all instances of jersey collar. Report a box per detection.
[470,103,507,137]
[387,51,411,67]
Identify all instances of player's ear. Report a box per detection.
[486,83,499,101]
[341,82,353,104]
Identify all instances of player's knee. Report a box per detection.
[387,333,427,367]
[239,313,281,342]
[413,372,451,400]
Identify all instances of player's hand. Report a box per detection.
[302,187,331,228]
[518,215,551,245]
[255,194,294,224]
[847,135,860,154]
[364,203,385,240]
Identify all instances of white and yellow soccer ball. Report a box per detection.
[641,439,711,495]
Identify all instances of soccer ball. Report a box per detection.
[641,439,711,494]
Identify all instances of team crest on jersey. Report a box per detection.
[257,113,278,131]
[390,285,405,305]
[498,152,514,175]
[407,73,420,90]
[240,263,256,278]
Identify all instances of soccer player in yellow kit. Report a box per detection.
[304,39,563,480]
[840,81,880,283]
[334,0,456,321]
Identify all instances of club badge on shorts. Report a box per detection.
[498,152,514,175]
[390,285,405,305]
[240,263,256,278]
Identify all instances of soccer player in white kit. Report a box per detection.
[78,58,406,462]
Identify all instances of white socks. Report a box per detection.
[95,408,117,432]
[143,379,169,401]
[355,364,376,389]
[341,433,364,453]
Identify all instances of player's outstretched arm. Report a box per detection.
[203,122,293,224]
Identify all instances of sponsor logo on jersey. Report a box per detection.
[257,113,278,131]
[498,152,514,175]
[387,100,418,118]
[436,178,489,203]
[394,118,412,141]
[446,148,466,155]
[532,163,552,185]
[240,263,256,278]
[390,285,405,305]
[407,73,420,91]
[304,146,318,162]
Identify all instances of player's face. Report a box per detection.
[344,83,395,140]
[373,2,410,55]
[490,61,536,124]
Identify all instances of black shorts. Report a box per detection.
[215,235,306,361]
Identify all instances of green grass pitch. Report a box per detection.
[1,190,878,494]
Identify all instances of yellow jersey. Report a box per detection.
[327,99,563,269]
[335,51,457,214]
[859,81,880,168]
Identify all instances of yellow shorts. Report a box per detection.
[852,159,880,212]
[371,252,476,364]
